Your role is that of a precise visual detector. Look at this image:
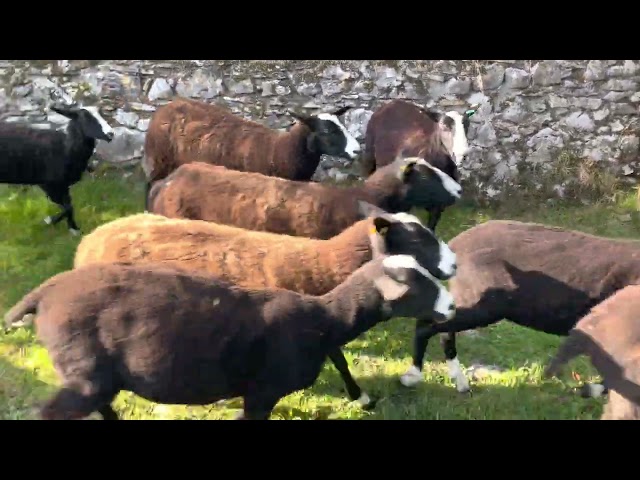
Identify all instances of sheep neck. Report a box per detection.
[275,123,323,180]
[318,220,373,270]
[356,168,406,211]
[65,121,96,169]
[318,261,390,346]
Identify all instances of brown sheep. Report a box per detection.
[72,203,457,409]
[397,219,640,395]
[142,97,361,209]
[544,284,640,420]
[4,251,455,420]
[361,99,478,231]
[147,155,462,240]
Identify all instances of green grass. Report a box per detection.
[2,166,640,420]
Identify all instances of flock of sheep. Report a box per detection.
[0,86,639,420]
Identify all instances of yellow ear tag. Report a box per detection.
[369,225,378,234]
[399,164,407,173]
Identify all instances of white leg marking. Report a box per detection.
[357,392,372,407]
[447,356,470,393]
[43,216,52,225]
[400,365,424,387]
[587,383,606,398]
[69,228,81,236]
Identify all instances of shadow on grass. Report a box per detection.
[0,356,56,420]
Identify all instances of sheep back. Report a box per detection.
[74,212,374,295]
[148,162,368,239]
[143,97,313,182]
[448,220,640,335]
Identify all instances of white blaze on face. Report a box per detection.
[382,254,456,319]
[316,113,362,159]
[443,111,470,165]
[83,106,114,137]
[389,210,457,278]
[408,158,462,199]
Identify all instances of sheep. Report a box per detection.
[72,201,457,409]
[544,284,640,420]
[0,101,114,235]
[141,97,361,209]
[147,154,462,240]
[361,99,478,231]
[397,219,640,395]
[4,249,456,420]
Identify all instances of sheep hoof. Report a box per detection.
[43,216,53,225]
[356,392,377,410]
[399,365,424,387]
[69,228,81,236]
[580,383,608,398]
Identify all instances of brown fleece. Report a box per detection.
[143,97,319,182]
[547,285,640,420]
[74,213,374,295]
[447,219,640,336]
[148,161,408,239]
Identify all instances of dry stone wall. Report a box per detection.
[1,60,638,198]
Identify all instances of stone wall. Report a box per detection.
[1,60,639,197]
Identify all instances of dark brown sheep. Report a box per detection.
[397,219,640,395]
[72,203,457,408]
[4,251,455,420]
[142,97,361,208]
[148,155,462,240]
[361,99,478,231]
[544,284,640,420]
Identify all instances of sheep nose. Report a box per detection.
[106,131,114,140]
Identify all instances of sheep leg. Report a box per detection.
[98,404,119,420]
[40,384,115,420]
[426,207,443,232]
[40,183,80,235]
[439,332,470,393]
[327,348,375,410]
[400,308,498,390]
[241,391,281,420]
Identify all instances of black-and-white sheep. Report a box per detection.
[0,102,114,235]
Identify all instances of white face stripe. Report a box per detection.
[83,106,114,136]
[316,112,362,158]
[404,157,462,199]
[389,211,425,226]
[444,111,470,164]
[382,254,455,318]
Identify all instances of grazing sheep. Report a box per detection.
[148,154,462,240]
[398,219,640,394]
[544,285,640,420]
[72,201,457,408]
[0,102,114,235]
[142,97,361,208]
[361,99,477,231]
[4,251,456,420]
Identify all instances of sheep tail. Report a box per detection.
[543,331,586,380]
[4,284,47,329]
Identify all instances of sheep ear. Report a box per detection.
[288,110,312,126]
[398,158,418,181]
[374,275,410,302]
[356,200,388,219]
[50,104,80,119]
[465,103,480,117]
[331,105,352,117]
[372,217,393,236]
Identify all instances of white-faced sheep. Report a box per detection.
[142,97,361,209]
[398,219,640,395]
[4,250,456,420]
[544,284,640,420]
[0,102,114,235]
[72,202,457,408]
[361,99,478,231]
[147,154,462,240]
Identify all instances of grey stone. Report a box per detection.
[532,61,562,86]
[624,60,639,76]
[322,65,351,81]
[479,63,505,90]
[261,81,275,97]
[445,77,471,95]
[593,108,610,121]
[375,67,401,89]
[631,92,640,103]
[565,112,596,132]
[275,85,290,95]
[607,66,626,77]
[527,98,547,113]
[475,122,498,147]
[604,91,631,102]
[12,84,32,97]
[584,60,606,81]
[610,120,625,132]
[224,77,253,95]
[526,128,565,149]
[320,80,344,96]
[137,118,150,132]
[94,126,145,164]
[571,97,603,110]
[296,82,320,96]
[148,78,173,101]
[621,135,640,155]
[503,68,530,89]
[114,109,139,128]
[548,94,569,108]
[501,101,528,123]
[605,79,637,91]
[610,103,637,115]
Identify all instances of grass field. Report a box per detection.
[2,166,639,420]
